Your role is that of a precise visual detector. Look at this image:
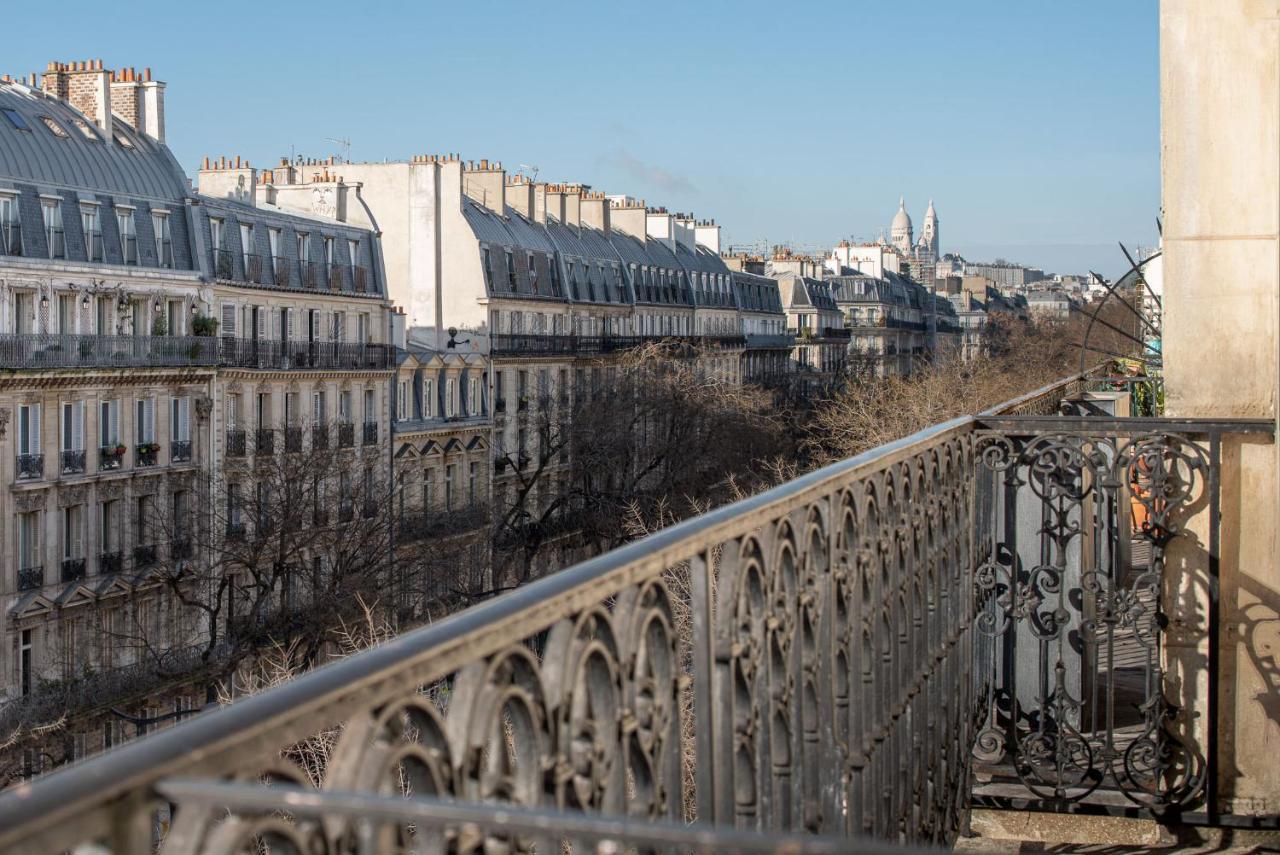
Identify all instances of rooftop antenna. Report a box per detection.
[519,163,540,181]
[325,137,352,163]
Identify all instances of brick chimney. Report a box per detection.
[545,184,567,224]
[561,184,582,228]
[462,159,505,213]
[533,182,548,224]
[505,174,534,220]
[581,191,611,234]
[43,60,112,138]
[107,66,163,141]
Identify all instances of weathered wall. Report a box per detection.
[1161,0,1280,815]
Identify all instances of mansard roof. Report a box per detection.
[0,80,187,202]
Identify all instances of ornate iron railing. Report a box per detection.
[2,369,1267,852]
[0,334,219,369]
[0,416,982,853]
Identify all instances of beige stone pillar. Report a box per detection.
[1160,0,1280,817]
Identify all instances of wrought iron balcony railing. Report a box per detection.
[0,334,219,369]
[337,422,355,448]
[311,425,329,450]
[1,370,1269,854]
[98,551,123,576]
[254,428,275,456]
[216,338,395,370]
[132,544,157,567]
[135,443,159,467]
[171,440,192,463]
[99,445,125,470]
[490,333,746,357]
[361,421,378,445]
[60,557,85,583]
[283,426,303,454]
[300,260,322,289]
[16,452,43,480]
[272,255,290,287]
[17,566,43,591]
[60,449,86,474]
[225,429,246,458]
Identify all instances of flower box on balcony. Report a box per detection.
[135,443,160,467]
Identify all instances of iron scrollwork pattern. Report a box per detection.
[972,430,1207,811]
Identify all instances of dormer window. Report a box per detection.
[40,117,68,138]
[528,254,538,294]
[81,206,102,262]
[504,250,516,290]
[153,212,172,268]
[323,237,334,267]
[117,208,137,264]
[0,194,22,257]
[42,198,65,259]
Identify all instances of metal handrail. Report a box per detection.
[0,412,976,852]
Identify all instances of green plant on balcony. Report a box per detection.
[151,315,168,337]
[192,313,219,336]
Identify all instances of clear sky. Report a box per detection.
[4,0,1159,278]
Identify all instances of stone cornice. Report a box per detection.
[0,369,216,391]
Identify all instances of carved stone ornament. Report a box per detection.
[15,489,49,513]
[98,481,126,501]
[195,397,213,421]
[58,485,89,508]
[0,407,9,440]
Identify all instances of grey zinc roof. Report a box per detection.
[0,81,188,202]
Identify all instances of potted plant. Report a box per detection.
[192,314,219,336]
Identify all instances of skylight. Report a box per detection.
[40,116,69,138]
[1,108,30,131]
[71,118,98,141]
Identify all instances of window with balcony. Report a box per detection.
[60,401,85,474]
[42,198,64,259]
[153,212,172,268]
[468,377,480,416]
[135,396,156,465]
[240,223,254,280]
[445,379,456,418]
[117,208,137,264]
[444,464,455,511]
[397,380,408,421]
[0,194,21,256]
[57,292,76,334]
[99,399,122,468]
[81,206,102,262]
[171,396,191,462]
[100,499,120,571]
[423,378,435,419]
[505,250,516,290]
[61,505,84,583]
[18,511,42,592]
[17,403,42,480]
[528,254,538,294]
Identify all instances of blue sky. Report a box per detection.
[5,0,1159,278]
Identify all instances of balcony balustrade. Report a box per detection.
[17,566,44,591]
[225,429,246,458]
[284,426,303,454]
[60,449,86,474]
[328,263,345,292]
[254,428,275,456]
[135,443,159,467]
[397,504,488,543]
[300,260,322,289]
[311,425,329,450]
[16,452,43,480]
[225,521,246,541]
[98,551,123,575]
[60,558,86,583]
[99,445,125,470]
[337,422,355,448]
[216,338,395,370]
[213,248,235,280]
[171,539,193,561]
[0,370,1268,855]
[490,333,746,357]
[272,255,290,287]
[0,334,219,369]
[245,253,265,284]
[361,421,378,446]
[132,544,157,567]
[353,266,369,293]
[171,440,192,463]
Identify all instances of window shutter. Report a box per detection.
[73,401,84,451]
[221,303,237,337]
[286,308,295,342]
[71,508,83,558]
[254,307,265,340]
[110,400,119,445]
[30,405,41,454]
[309,310,320,342]
[144,397,155,442]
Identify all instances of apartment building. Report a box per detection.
[0,63,395,765]
[0,68,216,718]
